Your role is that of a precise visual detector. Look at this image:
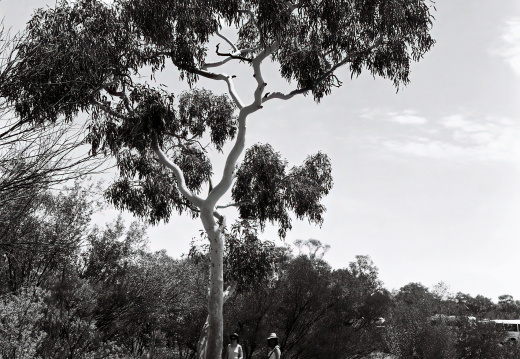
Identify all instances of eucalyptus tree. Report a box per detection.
[1,0,435,357]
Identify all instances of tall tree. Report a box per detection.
[1,0,435,357]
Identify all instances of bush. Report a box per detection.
[0,287,47,359]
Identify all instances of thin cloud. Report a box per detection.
[391,114,428,125]
[383,140,465,160]
[384,113,520,162]
[492,19,520,76]
[440,114,490,132]
[359,109,520,163]
[360,109,428,125]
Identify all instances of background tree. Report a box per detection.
[222,252,391,359]
[454,292,495,319]
[496,294,520,318]
[452,317,520,359]
[327,255,391,358]
[1,0,435,356]
[0,181,99,294]
[0,26,104,208]
[293,238,330,261]
[384,283,456,359]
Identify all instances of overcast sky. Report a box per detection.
[2,0,520,302]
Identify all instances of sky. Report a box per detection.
[2,0,520,302]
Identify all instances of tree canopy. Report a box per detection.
[0,0,435,229]
[0,0,436,357]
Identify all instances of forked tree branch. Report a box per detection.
[263,38,384,103]
[207,41,278,208]
[167,13,279,210]
[151,134,203,208]
[175,63,245,110]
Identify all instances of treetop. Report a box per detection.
[0,0,435,228]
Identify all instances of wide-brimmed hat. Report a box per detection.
[267,333,278,340]
[230,333,239,340]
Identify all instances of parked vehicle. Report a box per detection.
[492,320,520,342]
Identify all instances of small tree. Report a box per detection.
[385,290,456,359]
[0,181,98,294]
[1,0,435,357]
[0,24,104,208]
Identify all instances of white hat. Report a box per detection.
[267,333,278,340]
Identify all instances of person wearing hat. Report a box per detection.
[267,333,281,359]
[225,333,243,359]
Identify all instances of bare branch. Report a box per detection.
[215,43,252,63]
[262,88,308,102]
[216,31,238,52]
[216,200,252,210]
[202,46,258,70]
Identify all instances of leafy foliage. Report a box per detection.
[0,287,47,359]
[0,0,436,356]
[232,144,332,237]
[385,296,456,359]
[0,0,435,227]
[223,221,280,292]
[4,0,140,124]
[331,255,389,327]
[240,0,435,99]
[190,219,284,293]
[0,181,98,293]
[120,0,241,79]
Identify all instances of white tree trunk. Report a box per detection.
[200,210,224,359]
[197,283,237,359]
